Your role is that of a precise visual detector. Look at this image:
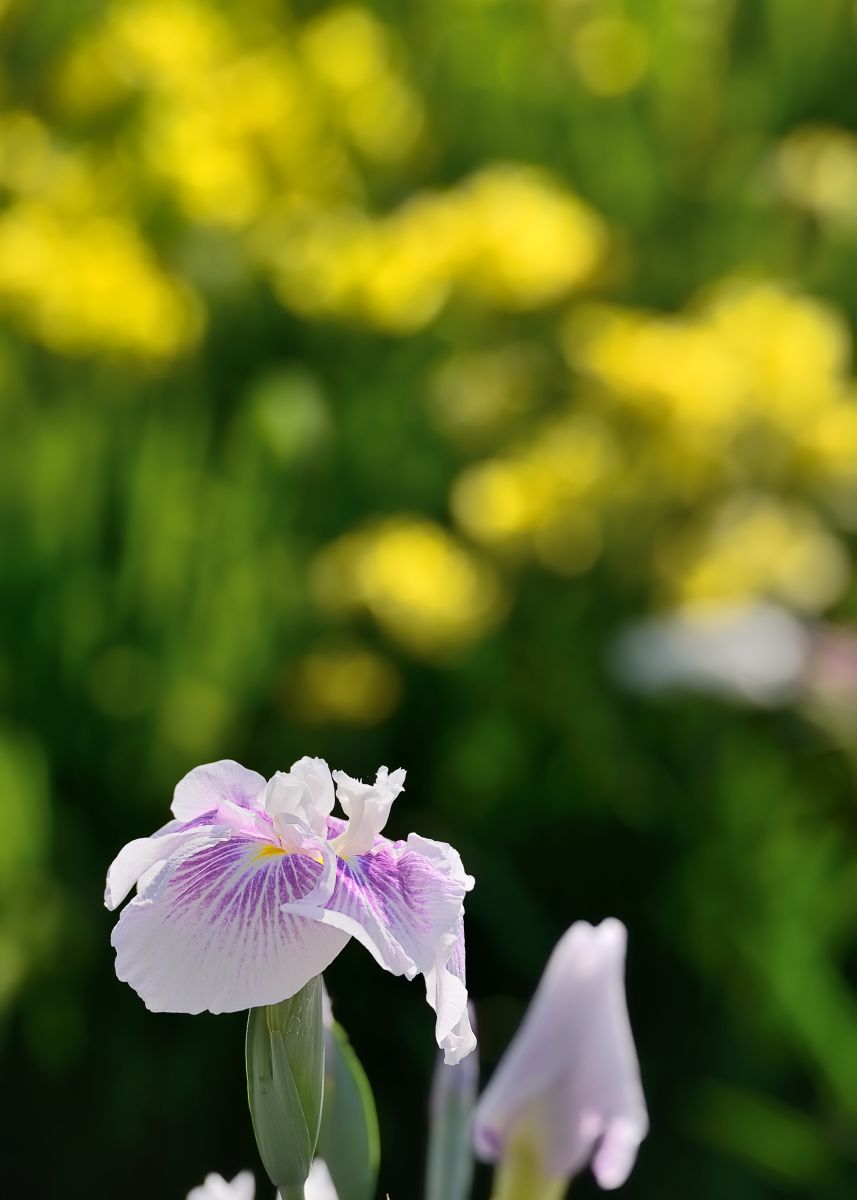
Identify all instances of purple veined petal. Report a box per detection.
[424,918,476,1065]
[473,919,648,1188]
[282,839,466,981]
[172,760,268,823]
[104,823,233,911]
[265,757,336,840]
[186,1171,256,1200]
[112,836,350,1013]
[331,766,406,857]
[406,833,475,892]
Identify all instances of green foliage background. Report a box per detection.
[3,0,857,1196]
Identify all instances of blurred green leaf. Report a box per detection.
[318,1019,380,1200]
[425,1037,478,1200]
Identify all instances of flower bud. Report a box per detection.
[246,976,325,1198]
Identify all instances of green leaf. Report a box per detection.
[425,1042,478,1200]
[246,976,325,1196]
[318,1019,380,1200]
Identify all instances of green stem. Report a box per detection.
[278,1187,305,1200]
[491,1135,567,1200]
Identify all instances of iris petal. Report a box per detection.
[424,918,476,1065]
[283,842,466,980]
[104,822,232,911]
[172,760,267,823]
[112,837,350,1013]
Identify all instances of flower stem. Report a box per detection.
[278,1187,305,1200]
[491,1135,567,1200]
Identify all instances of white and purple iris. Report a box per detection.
[105,758,475,1064]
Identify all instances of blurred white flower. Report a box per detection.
[186,1160,338,1200]
[187,1171,255,1200]
[611,602,809,705]
[473,919,647,1192]
[304,1159,339,1200]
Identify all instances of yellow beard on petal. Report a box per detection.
[253,842,325,865]
[253,844,287,860]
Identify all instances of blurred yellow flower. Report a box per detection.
[570,16,650,97]
[567,279,854,493]
[774,125,857,228]
[660,497,849,614]
[300,5,425,163]
[427,344,546,447]
[312,517,504,656]
[264,167,607,330]
[458,165,608,309]
[702,279,850,429]
[288,645,402,725]
[0,204,202,358]
[451,413,612,576]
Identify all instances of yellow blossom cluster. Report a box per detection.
[657,496,850,614]
[0,111,200,359]
[311,517,504,656]
[261,164,608,332]
[451,414,612,575]
[442,276,857,614]
[0,0,607,359]
[567,279,852,457]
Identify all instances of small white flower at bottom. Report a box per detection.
[187,1171,255,1200]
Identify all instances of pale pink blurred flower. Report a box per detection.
[473,919,647,1191]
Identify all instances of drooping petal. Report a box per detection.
[104,822,232,910]
[283,840,466,981]
[187,1171,256,1200]
[473,919,647,1187]
[331,766,406,858]
[424,918,476,1065]
[172,760,267,822]
[265,757,335,840]
[112,837,350,1013]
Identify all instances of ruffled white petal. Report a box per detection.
[331,766,405,858]
[265,757,335,840]
[473,919,647,1185]
[112,837,350,1013]
[172,760,267,822]
[187,1171,255,1200]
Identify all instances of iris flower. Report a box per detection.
[473,919,647,1192]
[106,758,475,1063]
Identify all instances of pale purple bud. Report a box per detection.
[473,919,647,1190]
